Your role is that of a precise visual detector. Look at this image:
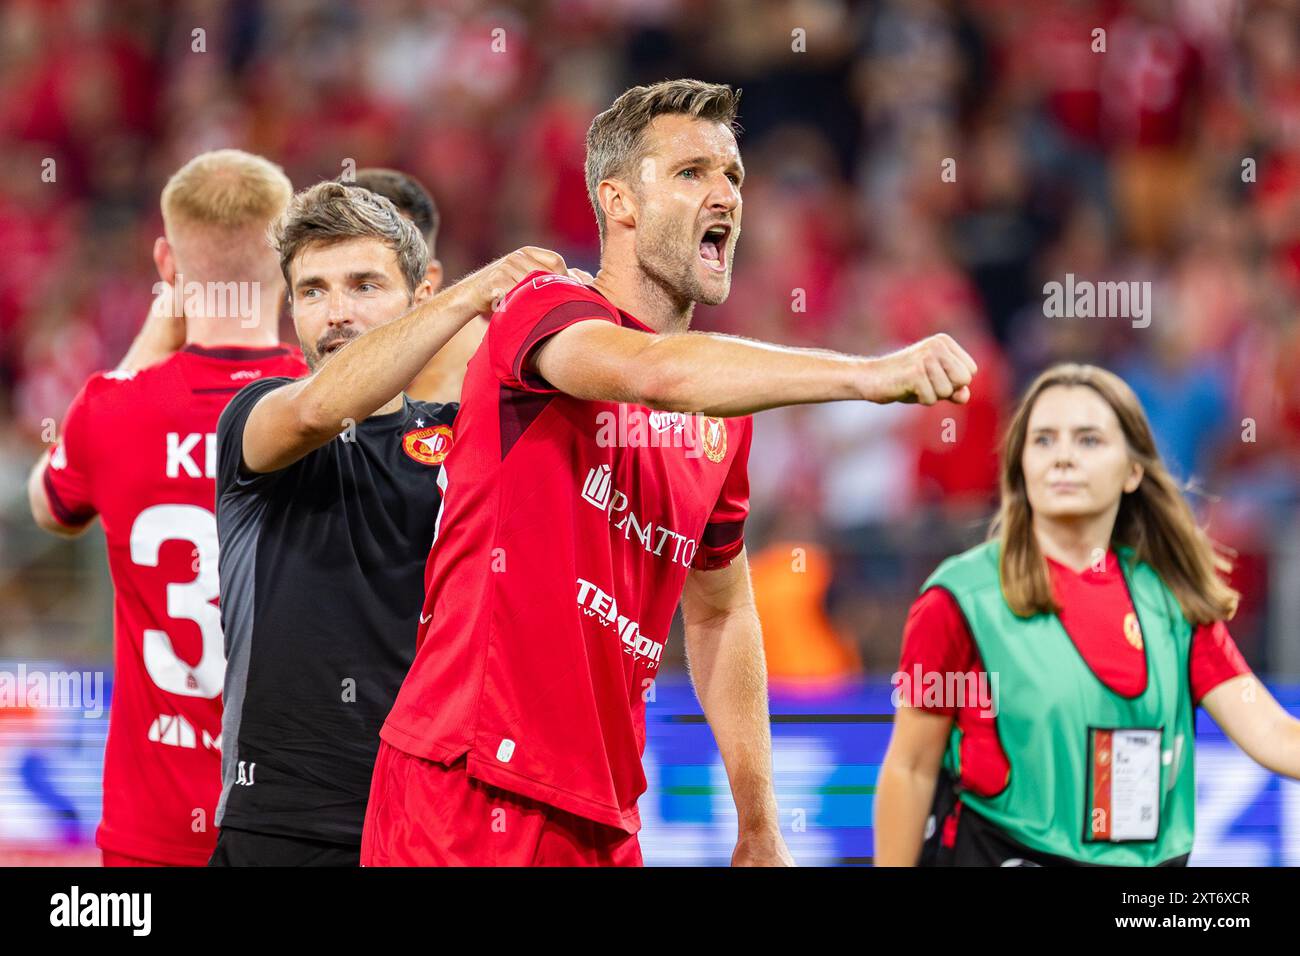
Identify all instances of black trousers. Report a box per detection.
[919,769,1189,867]
[208,826,360,867]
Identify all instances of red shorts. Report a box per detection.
[361,740,643,867]
[101,850,171,867]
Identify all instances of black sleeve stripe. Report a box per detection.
[512,300,617,389]
[42,467,95,527]
[700,519,745,550]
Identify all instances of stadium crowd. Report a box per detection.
[2,0,1298,677]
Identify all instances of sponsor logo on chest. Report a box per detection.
[575,576,662,669]
[580,464,698,568]
[593,406,729,463]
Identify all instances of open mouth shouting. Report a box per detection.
[699,222,731,273]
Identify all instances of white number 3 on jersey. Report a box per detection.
[129,504,225,698]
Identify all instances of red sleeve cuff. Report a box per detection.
[691,520,745,570]
[42,468,95,527]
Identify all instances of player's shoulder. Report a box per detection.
[61,359,202,453]
[499,270,614,319]
[218,374,297,419]
[80,367,137,392]
[75,362,173,412]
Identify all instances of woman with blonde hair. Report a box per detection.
[876,363,1300,865]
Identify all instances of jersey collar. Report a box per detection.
[182,343,292,360]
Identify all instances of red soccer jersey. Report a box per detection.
[42,343,307,864]
[898,549,1251,797]
[382,272,751,832]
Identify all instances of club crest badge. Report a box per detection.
[403,424,452,465]
[700,416,727,464]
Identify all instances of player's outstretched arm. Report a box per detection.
[681,551,795,866]
[532,321,977,417]
[240,247,574,474]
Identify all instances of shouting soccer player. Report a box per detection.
[362,80,978,866]
[209,181,578,865]
[26,149,308,866]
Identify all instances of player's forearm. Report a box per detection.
[684,612,782,834]
[25,458,59,532]
[296,282,480,435]
[634,333,868,417]
[118,310,186,373]
[873,758,938,866]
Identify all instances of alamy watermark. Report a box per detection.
[50,886,150,936]
[594,406,722,460]
[0,664,105,718]
[1042,273,1151,328]
[152,274,264,328]
[891,665,1000,718]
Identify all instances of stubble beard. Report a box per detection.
[300,337,322,373]
[635,215,731,310]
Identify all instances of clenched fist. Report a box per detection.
[860,333,978,406]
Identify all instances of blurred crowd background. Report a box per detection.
[3,0,1300,686]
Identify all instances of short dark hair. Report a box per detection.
[343,168,440,249]
[273,181,429,294]
[585,79,741,238]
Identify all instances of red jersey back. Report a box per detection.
[382,273,751,832]
[42,343,307,864]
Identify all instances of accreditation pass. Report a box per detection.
[1088,727,1161,841]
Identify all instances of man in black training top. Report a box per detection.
[211,180,575,865]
